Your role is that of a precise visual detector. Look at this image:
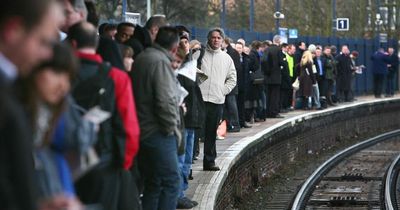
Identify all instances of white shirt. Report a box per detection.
[59,31,67,41]
[0,52,18,81]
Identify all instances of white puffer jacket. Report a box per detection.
[194,45,237,104]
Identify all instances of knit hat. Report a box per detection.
[176,25,190,40]
[308,44,316,53]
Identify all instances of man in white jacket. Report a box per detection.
[195,28,236,171]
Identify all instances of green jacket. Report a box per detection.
[131,44,180,140]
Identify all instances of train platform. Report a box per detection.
[183,95,400,210]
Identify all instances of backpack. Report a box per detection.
[193,46,208,84]
[195,45,206,70]
[72,61,114,112]
[71,61,116,161]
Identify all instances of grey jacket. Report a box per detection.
[194,45,237,104]
[131,44,180,140]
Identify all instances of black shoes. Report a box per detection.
[203,165,220,171]
[254,117,266,122]
[189,169,193,180]
[227,126,240,133]
[268,114,284,118]
[177,197,198,209]
[280,108,289,113]
[241,122,252,128]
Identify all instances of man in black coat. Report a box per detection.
[124,15,168,59]
[223,38,241,132]
[0,0,62,209]
[386,47,399,97]
[262,35,284,118]
[335,45,353,102]
[294,41,306,67]
[235,42,252,128]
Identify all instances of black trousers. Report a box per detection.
[318,78,327,97]
[280,88,291,110]
[203,102,223,167]
[237,90,246,126]
[266,84,281,117]
[373,74,385,97]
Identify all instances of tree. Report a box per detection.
[94,0,400,39]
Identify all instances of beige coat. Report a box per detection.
[194,45,237,104]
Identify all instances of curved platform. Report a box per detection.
[184,95,400,210]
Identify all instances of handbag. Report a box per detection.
[216,120,227,140]
[292,77,300,90]
[250,69,264,85]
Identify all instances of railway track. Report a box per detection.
[291,130,400,210]
[385,152,400,210]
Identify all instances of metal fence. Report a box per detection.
[190,27,399,95]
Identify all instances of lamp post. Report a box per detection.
[332,0,336,37]
[221,0,226,29]
[147,0,151,20]
[250,0,254,32]
[275,0,281,33]
[273,11,284,34]
[122,0,127,21]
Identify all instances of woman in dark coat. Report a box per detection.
[97,37,125,70]
[299,50,315,109]
[245,41,263,121]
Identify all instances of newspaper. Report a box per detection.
[178,60,197,82]
[354,65,366,74]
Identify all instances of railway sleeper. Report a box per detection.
[308,197,380,207]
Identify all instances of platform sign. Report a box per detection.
[336,18,349,31]
[288,29,298,39]
[379,33,388,43]
[278,27,288,43]
[125,12,141,25]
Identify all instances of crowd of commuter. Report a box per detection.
[0,0,399,210]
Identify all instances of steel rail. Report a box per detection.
[385,152,400,210]
[291,129,400,210]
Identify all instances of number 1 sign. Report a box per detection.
[336,18,349,31]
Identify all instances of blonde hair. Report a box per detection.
[301,50,314,66]
[189,39,201,50]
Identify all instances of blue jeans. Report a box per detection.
[312,84,321,108]
[178,129,195,198]
[139,131,180,210]
[258,85,267,118]
[225,95,240,128]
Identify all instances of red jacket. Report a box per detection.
[77,52,140,170]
